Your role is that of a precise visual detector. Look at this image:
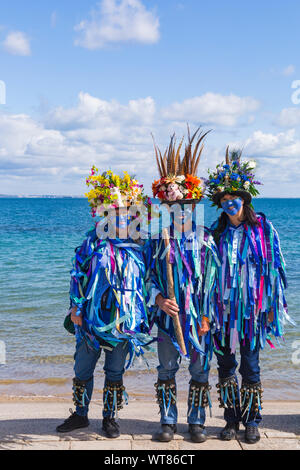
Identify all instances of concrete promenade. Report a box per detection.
[0,399,299,450]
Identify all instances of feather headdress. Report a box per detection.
[152,126,211,202]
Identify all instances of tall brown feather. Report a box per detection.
[152,127,211,178]
[193,144,204,175]
[225,146,230,165]
[174,137,184,175]
[182,127,211,176]
[191,130,212,174]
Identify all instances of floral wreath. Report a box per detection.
[85,166,147,217]
[152,174,204,201]
[152,127,210,203]
[206,148,262,205]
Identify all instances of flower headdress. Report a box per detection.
[152,126,210,203]
[85,166,146,217]
[206,147,262,206]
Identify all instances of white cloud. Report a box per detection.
[276,107,300,128]
[2,31,31,56]
[1,92,299,197]
[0,94,160,195]
[242,129,300,158]
[74,0,160,49]
[225,129,300,196]
[162,93,260,127]
[45,92,156,131]
[282,65,295,76]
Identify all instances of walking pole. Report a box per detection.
[162,228,187,356]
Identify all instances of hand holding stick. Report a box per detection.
[162,228,187,356]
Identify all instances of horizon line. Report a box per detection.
[1,195,300,200]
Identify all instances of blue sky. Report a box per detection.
[0,0,300,196]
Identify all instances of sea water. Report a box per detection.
[0,198,299,400]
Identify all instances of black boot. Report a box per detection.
[56,409,89,433]
[245,425,260,444]
[154,424,177,442]
[56,377,91,433]
[102,417,120,439]
[188,424,207,443]
[220,422,239,441]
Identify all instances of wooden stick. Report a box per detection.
[162,228,187,356]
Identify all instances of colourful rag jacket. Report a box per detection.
[69,227,154,366]
[211,212,294,353]
[146,227,221,366]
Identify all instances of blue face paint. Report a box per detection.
[221,197,243,216]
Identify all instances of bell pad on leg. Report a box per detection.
[188,380,212,409]
[241,382,263,423]
[103,380,128,417]
[216,375,240,410]
[72,377,90,408]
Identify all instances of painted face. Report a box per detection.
[221,197,243,215]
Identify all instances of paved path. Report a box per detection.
[0,399,299,450]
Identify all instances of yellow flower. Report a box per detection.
[112,175,121,186]
[123,172,131,184]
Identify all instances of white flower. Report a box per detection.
[243,181,250,190]
[176,175,185,183]
[247,160,257,169]
[110,187,124,207]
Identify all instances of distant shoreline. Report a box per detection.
[0,195,85,199]
[0,196,300,199]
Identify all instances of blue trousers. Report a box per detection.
[74,337,129,417]
[214,333,262,427]
[157,329,210,426]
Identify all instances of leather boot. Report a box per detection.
[188,424,207,443]
[102,416,120,439]
[245,425,260,444]
[56,409,89,433]
[220,422,239,441]
[154,424,177,442]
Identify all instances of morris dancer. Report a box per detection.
[206,149,294,444]
[148,129,220,443]
[56,168,153,438]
